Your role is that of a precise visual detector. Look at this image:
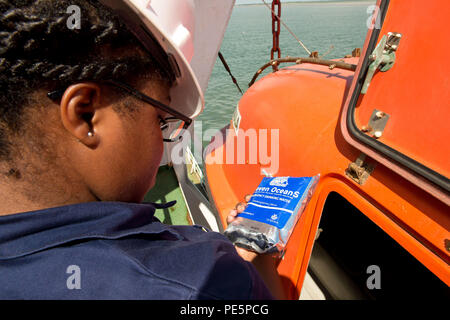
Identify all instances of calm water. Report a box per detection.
[198,1,375,134]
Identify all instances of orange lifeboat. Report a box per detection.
[205,0,449,299]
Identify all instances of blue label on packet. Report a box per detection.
[238,176,313,229]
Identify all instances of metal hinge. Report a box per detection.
[345,153,375,185]
[361,32,402,94]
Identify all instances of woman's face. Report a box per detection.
[111,79,170,202]
[66,77,172,204]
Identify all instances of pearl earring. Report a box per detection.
[88,131,93,137]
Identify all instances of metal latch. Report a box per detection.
[345,153,375,185]
[361,32,402,94]
[361,109,390,139]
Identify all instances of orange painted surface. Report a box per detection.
[353,0,450,179]
[205,54,450,298]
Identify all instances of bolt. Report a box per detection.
[374,131,382,138]
[361,125,371,132]
[375,111,385,118]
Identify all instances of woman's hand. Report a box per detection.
[227,194,287,299]
[227,194,259,261]
[226,194,252,225]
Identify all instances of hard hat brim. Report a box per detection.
[100,0,204,120]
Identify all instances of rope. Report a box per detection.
[218,51,243,95]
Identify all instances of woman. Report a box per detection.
[0,0,284,299]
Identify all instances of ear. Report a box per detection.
[59,83,101,147]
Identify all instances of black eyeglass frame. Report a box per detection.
[47,80,192,143]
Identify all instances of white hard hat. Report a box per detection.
[100,0,203,119]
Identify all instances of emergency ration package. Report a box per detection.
[224,175,319,256]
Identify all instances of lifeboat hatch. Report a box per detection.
[340,0,450,199]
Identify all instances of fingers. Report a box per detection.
[227,194,253,225]
[227,209,238,224]
[227,202,245,224]
[235,202,247,213]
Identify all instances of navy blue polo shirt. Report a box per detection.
[0,201,273,299]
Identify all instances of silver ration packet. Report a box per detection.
[224,175,320,257]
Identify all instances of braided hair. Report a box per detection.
[0,0,168,161]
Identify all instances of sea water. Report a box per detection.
[199,1,375,138]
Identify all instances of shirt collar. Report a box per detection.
[0,201,180,260]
